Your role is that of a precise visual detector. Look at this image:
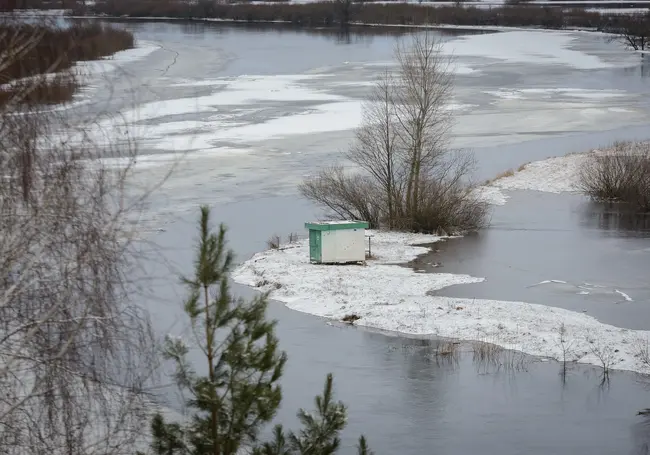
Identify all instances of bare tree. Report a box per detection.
[554,322,585,380]
[607,12,650,51]
[393,31,454,221]
[334,0,354,25]
[346,71,400,228]
[300,32,488,234]
[586,335,618,382]
[0,17,170,455]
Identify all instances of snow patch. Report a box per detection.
[486,88,627,100]
[473,185,509,206]
[615,289,634,302]
[490,153,587,194]
[233,231,650,375]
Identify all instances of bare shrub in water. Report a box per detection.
[577,141,650,212]
[300,32,488,234]
[586,335,618,381]
[555,322,579,379]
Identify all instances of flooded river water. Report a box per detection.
[73,20,650,453]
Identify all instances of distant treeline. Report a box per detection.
[3,0,649,34]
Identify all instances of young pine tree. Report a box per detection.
[145,206,371,455]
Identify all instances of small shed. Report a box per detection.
[304,220,370,264]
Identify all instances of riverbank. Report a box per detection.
[0,21,135,107]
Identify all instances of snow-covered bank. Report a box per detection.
[233,230,650,375]
[492,153,585,193]
[477,150,593,205]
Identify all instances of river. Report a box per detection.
[68,20,650,454]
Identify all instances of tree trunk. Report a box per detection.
[204,284,220,455]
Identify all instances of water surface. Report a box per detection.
[92,22,650,453]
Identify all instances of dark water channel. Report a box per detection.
[108,22,650,454]
[417,191,650,330]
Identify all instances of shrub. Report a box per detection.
[577,141,650,212]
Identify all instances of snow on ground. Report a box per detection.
[586,7,650,13]
[476,152,589,205]
[233,230,650,375]
[492,153,586,194]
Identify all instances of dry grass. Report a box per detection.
[484,168,514,185]
[472,340,529,374]
[517,162,528,172]
[435,340,460,357]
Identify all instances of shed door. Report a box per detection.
[309,230,321,263]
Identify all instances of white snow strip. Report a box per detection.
[535,280,569,285]
[56,74,353,148]
[615,289,634,302]
[209,100,363,142]
[486,88,627,100]
[445,31,612,70]
[233,231,650,375]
